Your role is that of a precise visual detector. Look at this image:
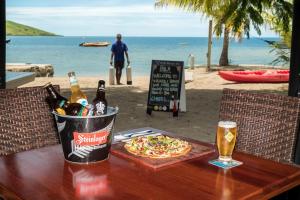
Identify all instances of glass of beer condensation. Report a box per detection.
[217,121,237,162]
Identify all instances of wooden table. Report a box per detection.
[0,127,300,200]
[6,71,35,88]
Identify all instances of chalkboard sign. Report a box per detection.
[147,60,183,114]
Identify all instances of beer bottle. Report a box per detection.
[44,83,89,116]
[44,83,68,115]
[64,103,89,116]
[68,71,88,106]
[93,80,108,115]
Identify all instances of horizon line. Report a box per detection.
[6,35,280,38]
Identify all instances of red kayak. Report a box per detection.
[218,70,289,83]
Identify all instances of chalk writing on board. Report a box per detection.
[147,60,183,113]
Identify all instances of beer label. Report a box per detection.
[69,77,78,86]
[77,99,88,106]
[78,107,89,116]
[73,131,109,146]
[98,85,105,91]
[56,108,66,115]
[225,130,234,142]
[68,120,114,159]
[49,89,57,99]
[59,100,66,107]
[95,102,106,115]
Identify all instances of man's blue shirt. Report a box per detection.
[111,41,128,62]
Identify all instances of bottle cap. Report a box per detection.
[68,71,75,77]
[99,80,105,85]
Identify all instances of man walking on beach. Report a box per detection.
[110,34,130,85]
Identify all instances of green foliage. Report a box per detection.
[264,40,290,66]
[263,1,292,66]
[156,0,293,39]
[156,0,226,36]
[156,0,293,67]
[270,46,290,66]
[6,20,56,36]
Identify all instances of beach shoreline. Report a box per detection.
[22,69,288,143]
[7,36,281,77]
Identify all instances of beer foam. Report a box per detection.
[218,121,237,128]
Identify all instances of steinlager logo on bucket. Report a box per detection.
[73,131,109,146]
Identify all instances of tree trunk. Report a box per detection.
[219,26,230,66]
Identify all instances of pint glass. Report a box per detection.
[217,121,237,161]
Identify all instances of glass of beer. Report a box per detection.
[217,121,237,162]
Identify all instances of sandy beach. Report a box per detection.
[22,68,288,143]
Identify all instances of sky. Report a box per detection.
[6,0,278,37]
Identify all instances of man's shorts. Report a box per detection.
[114,61,124,69]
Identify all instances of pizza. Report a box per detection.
[124,135,192,158]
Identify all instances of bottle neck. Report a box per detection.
[96,83,105,99]
[69,75,81,92]
[70,85,81,93]
[69,75,79,86]
[96,89,105,99]
[45,85,68,111]
[46,85,59,99]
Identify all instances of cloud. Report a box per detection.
[7,5,198,18]
[6,4,276,37]
[7,5,206,36]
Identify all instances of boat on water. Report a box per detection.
[178,42,188,46]
[6,39,11,43]
[79,42,110,47]
[218,70,289,83]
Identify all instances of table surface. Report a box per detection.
[0,127,300,200]
[5,71,35,88]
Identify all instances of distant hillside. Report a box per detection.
[6,20,57,36]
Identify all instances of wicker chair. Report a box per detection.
[219,88,300,164]
[0,86,60,156]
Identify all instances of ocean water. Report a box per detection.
[6,36,280,77]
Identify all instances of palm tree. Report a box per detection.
[155,0,228,65]
[155,0,292,66]
[155,0,229,65]
[262,1,293,66]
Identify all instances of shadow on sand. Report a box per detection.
[61,87,288,143]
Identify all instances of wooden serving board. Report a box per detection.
[111,134,215,170]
